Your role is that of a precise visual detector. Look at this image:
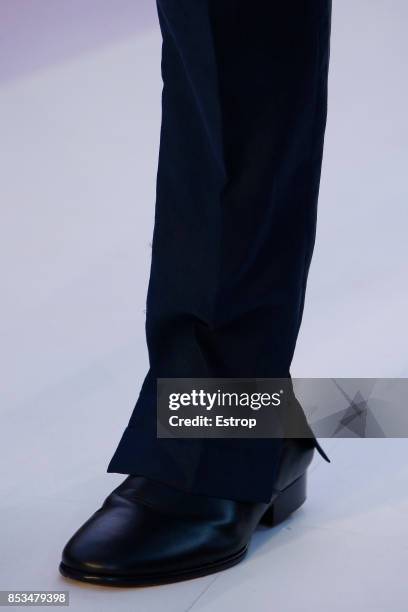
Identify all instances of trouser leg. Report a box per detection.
[108,0,332,502]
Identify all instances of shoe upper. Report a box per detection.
[62,475,265,576]
[61,439,315,578]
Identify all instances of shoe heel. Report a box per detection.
[261,473,307,527]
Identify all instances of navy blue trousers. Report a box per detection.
[108,0,332,502]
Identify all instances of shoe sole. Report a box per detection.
[59,473,306,587]
[59,546,248,587]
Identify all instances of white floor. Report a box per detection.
[1,2,408,611]
[1,438,408,611]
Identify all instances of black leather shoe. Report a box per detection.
[60,440,318,587]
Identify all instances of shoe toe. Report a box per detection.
[61,500,142,575]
